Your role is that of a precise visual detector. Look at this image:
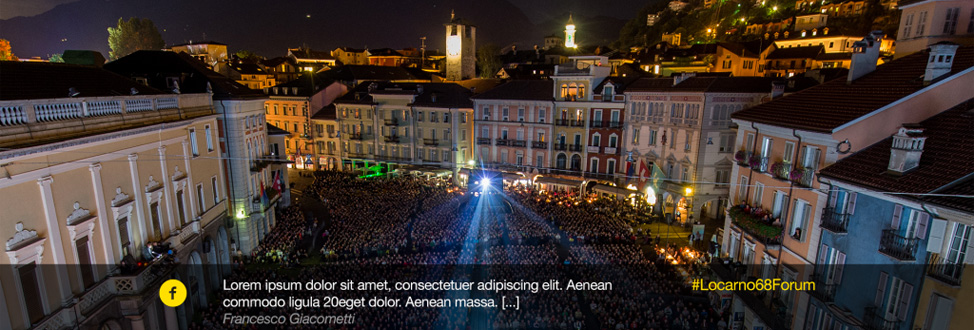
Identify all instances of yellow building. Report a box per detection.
[0,61,232,330]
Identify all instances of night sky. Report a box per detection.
[0,0,650,59]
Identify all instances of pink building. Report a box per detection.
[471,80,554,172]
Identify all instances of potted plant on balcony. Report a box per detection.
[770,161,789,179]
[728,204,784,241]
[735,150,748,165]
[789,167,806,183]
[748,154,762,169]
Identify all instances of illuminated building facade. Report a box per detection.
[445,11,476,81]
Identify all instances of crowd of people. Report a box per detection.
[192,170,725,329]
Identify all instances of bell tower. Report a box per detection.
[565,13,577,48]
[445,10,476,81]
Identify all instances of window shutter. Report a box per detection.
[926,219,948,253]
[829,190,838,208]
[847,192,858,215]
[965,228,974,264]
[891,205,903,229]
[817,244,829,275]
[834,252,845,284]
[916,213,929,239]
[897,282,913,321]
[875,272,888,306]
[806,305,817,330]
[823,314,832,330]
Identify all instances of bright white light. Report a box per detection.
[447,35,461,56]
[482,177,491,186]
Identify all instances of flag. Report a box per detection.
[625,158,635,184]
[272,171,282,193]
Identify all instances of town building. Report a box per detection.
[717,41,972,330]
[794,14,829,32]
[815,97,974,330]
[170,41,228,70]
[551,56,613,178]
[367,48,407,67]
[820,0,868,17]
[894,0,974,58]
[713,41,776,77]
[106,51,287,255]
[260,57,300,84]
[0,61,231,330]
[623,75,787,222]
[224,62,276,90]
[331,47,370,65]
[264,74,346,170]
[287,48,337,72]
[470,80,555,174]
[320,65,428,90]
[310,106,342,170]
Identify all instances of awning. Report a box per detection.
[536,177,583,188]
[592,184,641,197]
[502,173,524,182]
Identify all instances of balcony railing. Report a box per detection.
[510,140,526,147]
[495,139,509,146]
[532,141,548,149]
[590,121,604,128]
[734,151,752,167]
[383,118,398,126]
[770,161,792,181]
[754,157,770,173]
[927,253,964,286]
[586,145,600,153]
[583,171,615,180]
[348,133,365,140]
[604,147,618,155]
[383,135,400,143]
[879,229,919,261]
[477,137,492,145]
[423,138,439,146]
[809,273,837,302]
[568,144,583,152]
[728,204,783,247]
[555,119,584,127]
[863,306,900,330]
[790,167,815,187]
[820,207,850,233]
[608,121,623,128]
[554,143,568,151]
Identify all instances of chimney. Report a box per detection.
[887,124,926,175]
[771,81,785,98]
[847,31,882,83]
[924,42,959,84]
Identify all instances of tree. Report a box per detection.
[48,53,64,63]
[476,43,501,79]
[235,50,263,63]
[107,17,165,60]
[0,39,18,61]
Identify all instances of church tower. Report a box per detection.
[445,10,476,81]
[565,14,577,48]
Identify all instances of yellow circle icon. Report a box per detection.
[159,279,187,307]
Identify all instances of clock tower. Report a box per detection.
[445,10,476,81]
[565,14,577,48]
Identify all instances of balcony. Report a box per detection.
[423,138,439,146]
[808,273,837,302]
[510,140,527,148]
[728,204,783,247]
[495,139,510,146]
[250,154,289,172]
[555,119,585,127]
[532,141,548,149]
[927,253,964,286]
[770,161,792,181]
[590,121,604,128]
[790,167,815,187]
[477,137,492,145]
[820,207,850,233]
[383,135,400,143]
[583,171,615,180]
[348,133,365,140]
[604,147,618,155]
[863,306,900,330]
[384,118,399,126]
[569,144,583,152]
[734,151,753,167]
[586,145,600,153]
[753,156,770,173]
[608,121,623,128]
[554,143,568,151]
[879,229,919,261]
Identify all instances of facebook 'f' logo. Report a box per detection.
[169,286,178,300]
[159,279,186,307]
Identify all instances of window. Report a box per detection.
[205,125,214,152]
[715,169,730,185]
[417,111,423,122]
[193,184,205,213]
[783,142,795,164]
[430,111,437,122]
[18,262,45,323]
[176,190,187,227]
[609,135,618,148]
[501,129,508,140]
[481,126,489,139]
[883,275,913,321]
[189,128,199,156]
[669,129,676,149]
[632,128,639,145]
[685,132,692,151]
[761,137,773,158]
[461,129,467,141]
[738,176,749,202]
[791,199,811,240]
[461,113,467,123]
[591,134,600,146]
[537,154,544,167]
[482,106,490,120]
[517,107,525,121]
[444,113,450,123]
[538,108,546,123]
[681,166,688,181]
[649,130,657,145]
[746,133,755,153]
[801,146,821,170]
[590,158,599,172]
[754,182,765,207]
[502,107,510,121]
[719,134,734,152]
[211,177,220,205]
[944,8,960,35]
[917,11,928,37]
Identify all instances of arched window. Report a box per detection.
[556,153,567,169]
[561,84,569,98]
[570,154,582,170]
[578,84,586,99]
[569,83,578,98]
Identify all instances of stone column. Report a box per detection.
[36,176,73,305]
[89,163,116,273]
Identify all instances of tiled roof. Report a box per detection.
[0,61,164,101]
[269,74,336,96]
[819,98,974,213]
[625,76,785,94]
[104,50,265,100]
[411,83,473,108]
[321,65,418,82]
[367,48,403,57]
[333,82,376,104]
[230,63,269,75]
[731,46,974,133]
[266,123,290,136]
[311,104,337,120]
[470,80,553,101]
[766,45,824,59]
[260,57,295,67]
